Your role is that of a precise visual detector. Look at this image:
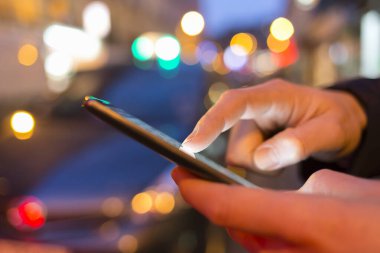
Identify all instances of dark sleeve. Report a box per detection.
[300,78,380,179]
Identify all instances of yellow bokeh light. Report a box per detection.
[131,192,153,214]
[230,33,257,55]
[267,34,290,53]
[208,82,229,104]
[181,43,198,65]
[101,197,124,218]
[154,192,175,214]
[118,234,138,253]
[98,220,120,241]
[212,52,230,75]
[12,0,41,24]
[18,44,38,67]
[11,111,35,134]
[181,11,205,36]
[13,131,34,140]
[47,0,69,19]
[270,17,294,41]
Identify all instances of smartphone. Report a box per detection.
[82,96,258,188]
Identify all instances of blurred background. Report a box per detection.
[0,0,379,252]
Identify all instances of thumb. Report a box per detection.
[253,128,304,171]
[253,116,345,171]
[299,169,380,199]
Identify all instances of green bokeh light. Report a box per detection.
[131,36,154,61]
[157,55,181,70]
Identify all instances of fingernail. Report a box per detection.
[182,135,193,145]
[254,147,280,171]
[182,125,200,145]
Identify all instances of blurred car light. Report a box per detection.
[7,196,46,230]
[83,1,111,39]
[270,17,295,41]
[181,11,205,36]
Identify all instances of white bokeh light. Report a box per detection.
[83,1,111,39]
[223,45,248,71]
[296,0,319,10]
[155,35,181,61]
[11,111,35,134]
[44,52,74,80]
[181,11,205,36]
[252,50,279,77]
[44,24,102,62]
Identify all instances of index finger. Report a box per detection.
[186,89,249,152]
[171,167,346,244]
[181,80,293,153]
[182,87,262,152]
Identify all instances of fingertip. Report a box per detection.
[253,133,304,172]
[180,141,204,153]
[253,146,280,171]
[171,166,194,185]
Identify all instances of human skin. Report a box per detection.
[172,167,380,253]
[173,79,377,252]
[181,79,367,172]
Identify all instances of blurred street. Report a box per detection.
[0,0,379,252]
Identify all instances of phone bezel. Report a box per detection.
[82,96,258,188]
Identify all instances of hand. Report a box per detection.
[181,79,367,171]
[172,167,380,253]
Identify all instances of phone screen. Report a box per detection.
[83,96,257,188]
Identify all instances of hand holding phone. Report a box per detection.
[82,96,258,188]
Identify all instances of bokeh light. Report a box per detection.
[223,46,248,71]
[98,220,120,241]
[180,11,205,36]
[212,52,230,75]
[270,17,294,41]
[154,192,175,214]
[43,24,102,62]
[296,0,320,10]
[12,0,41,24]
[273,39,299,68]
[44,52,74,80]
[252,50,279,77]
[155,35,181,61]
[181,43,198,65]
[118,234,138,253]
[267,34,290,53]
[101,197,124,218]
[47,78,71,94]
[230,33,257,55]
[18,44,38,67]
[208,82,229,104]
[7,196,46,230]
[197,41,218,69]
[329,42,349,65]
[83,1,111,39]
[10,111,35,135]
[158,55,181,71]
[131,192,153,214]
[47,0,70,20]
[131,36,155,61]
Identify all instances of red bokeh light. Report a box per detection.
[8,196,46,230]
[273,38,299,68]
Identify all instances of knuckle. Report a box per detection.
[219,89,241,101]
[311,169,334,181]
[265,78,286,87]
[304,169,333,192]
[326,120,346,142]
